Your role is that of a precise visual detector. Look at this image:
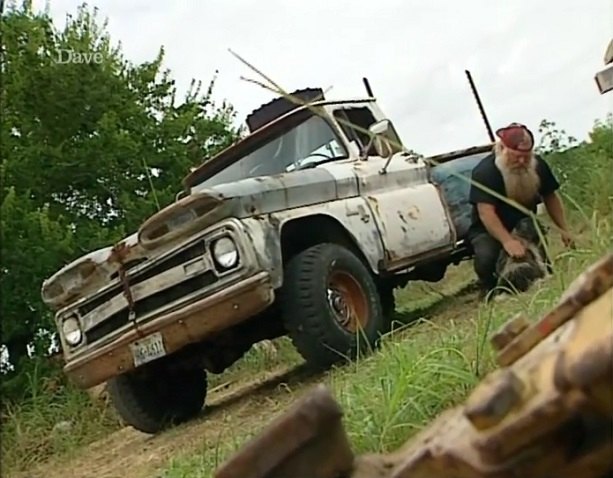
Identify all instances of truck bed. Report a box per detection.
[429,149,491,241]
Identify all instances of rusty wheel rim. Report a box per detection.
[327,270,370,333]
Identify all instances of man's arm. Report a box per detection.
[477,203,527,257]
[477,203,514,245]
[542,192,568,230]
[537,158,574,247]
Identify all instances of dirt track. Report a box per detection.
[12,281,479,478]
[11,363,324,478]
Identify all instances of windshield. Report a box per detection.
[196,115,348,189]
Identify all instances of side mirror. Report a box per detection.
[369,118,393,136]
[360,119,404,174]
[360,119,403,159]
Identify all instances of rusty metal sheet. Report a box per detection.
[214,252,613,478]
[68,219,260,350]
[215,384,354,478]
[496,251,613,366]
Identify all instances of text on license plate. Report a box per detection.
[130,332,167,368]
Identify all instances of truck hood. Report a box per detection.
[41,163,358,310]
[41,232,145,311]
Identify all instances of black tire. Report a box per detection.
[107,366,207,434]
[280,243,389,369]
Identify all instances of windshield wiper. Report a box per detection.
[298,156,346,170]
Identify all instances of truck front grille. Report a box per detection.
[79,241,206,316]
[84,271,217,344]
[79,240,218,344]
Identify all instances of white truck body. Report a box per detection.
[41,91,492,432]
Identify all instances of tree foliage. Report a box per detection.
[1,0,240,400]
[538,115,613,217]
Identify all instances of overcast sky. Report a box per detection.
[38,0,612,156]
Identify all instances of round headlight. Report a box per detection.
[212,237,239,269]
[62,316,83,346]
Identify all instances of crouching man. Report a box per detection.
[466,122,574,298]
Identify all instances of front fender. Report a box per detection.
[240,197,385,289]
[240,217,285,289]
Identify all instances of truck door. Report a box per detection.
[353,156,455,271]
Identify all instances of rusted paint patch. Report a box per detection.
[464,369,524,430]
[367,195,380,216]
[408,205,420,220]
[109,242,136,315]
[266,198,385,276]
[490,313,530,351]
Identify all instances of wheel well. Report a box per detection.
[280,215,373,272]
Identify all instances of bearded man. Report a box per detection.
[466,122,574,298]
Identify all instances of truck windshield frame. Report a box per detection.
[193,114,349,190]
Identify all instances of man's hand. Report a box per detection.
[560,229,575,249]
[543,193,574,249]
[503,238,527,258]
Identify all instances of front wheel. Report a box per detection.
[280,243,389,369]
[107,365,207,434]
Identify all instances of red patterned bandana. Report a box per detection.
[495,123,534,152]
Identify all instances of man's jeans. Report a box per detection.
[470,232,502,292]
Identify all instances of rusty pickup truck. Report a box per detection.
[41,86,492,433]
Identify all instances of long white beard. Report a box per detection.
[495,150,541,207]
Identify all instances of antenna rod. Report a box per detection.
[465,70,495,142]
[362,77,374,97]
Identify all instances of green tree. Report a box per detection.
[0,0,241,398]
[537,115,613,216]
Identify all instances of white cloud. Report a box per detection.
[38,0,612,155]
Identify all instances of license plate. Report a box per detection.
[130,332,167,368]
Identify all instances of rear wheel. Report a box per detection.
[280,243,389,369]
[107,365,207,434]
